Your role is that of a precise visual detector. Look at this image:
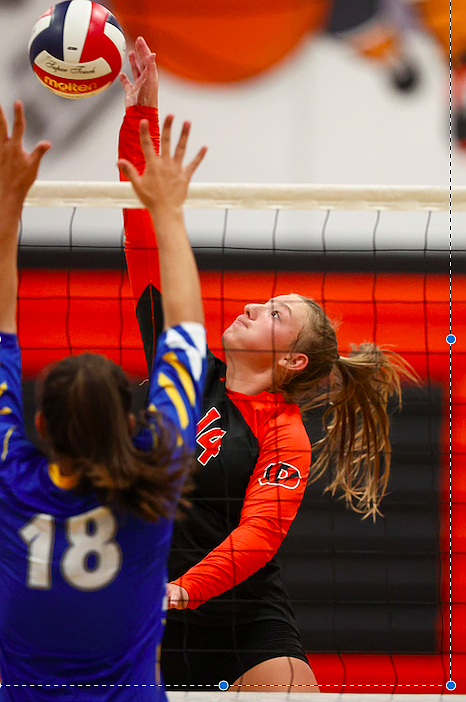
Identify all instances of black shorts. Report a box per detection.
[160,618,310,690]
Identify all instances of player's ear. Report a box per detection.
[278,352,308,372]
[35,410,49,439]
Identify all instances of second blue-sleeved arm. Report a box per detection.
[134,322,206,458]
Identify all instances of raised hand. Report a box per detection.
[0,101,51,333]
[118,115,207,214]
[0,101,51,208]
[119,36,158,109]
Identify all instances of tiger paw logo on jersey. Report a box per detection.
[259,462,301,489]
[196,408,226,466]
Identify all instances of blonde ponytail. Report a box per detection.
[276,297,419,519]
[310,344,417,519]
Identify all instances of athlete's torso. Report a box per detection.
[168,351,302,626]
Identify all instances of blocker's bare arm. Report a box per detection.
[0,102,50,334]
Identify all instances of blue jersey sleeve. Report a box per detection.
[135,322,206,456]
[0,333,32,465]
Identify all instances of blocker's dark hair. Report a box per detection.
[276,296,419,519]
[37,353,193,522]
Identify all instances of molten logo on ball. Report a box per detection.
[29,0,126,99]
[43,76,98,94]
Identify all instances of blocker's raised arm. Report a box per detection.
[0,101,50,334]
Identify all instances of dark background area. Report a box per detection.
[280,385,443,652]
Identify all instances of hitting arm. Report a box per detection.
[118,117,206,329]
[118,39,206,329]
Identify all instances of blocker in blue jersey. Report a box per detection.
[0,99,207,700]
[0,324,206,701]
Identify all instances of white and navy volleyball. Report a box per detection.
[29,0,126,99]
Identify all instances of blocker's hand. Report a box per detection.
[120,36,158,109]
[118,115,207,214]
[0,101,51,206]
[166,583,189,610]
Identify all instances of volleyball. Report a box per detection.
[29,0,126,99]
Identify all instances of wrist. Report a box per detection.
[126,105,158,118]
[0,193,23,220]
[149,203,184,223]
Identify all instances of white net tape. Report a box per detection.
[25,181,466,211]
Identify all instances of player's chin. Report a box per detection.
[222,324,238,342]
[222,325,248,351]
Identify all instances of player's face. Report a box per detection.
[222,293,310,366]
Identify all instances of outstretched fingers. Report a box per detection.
[160,114,174,157]
[135,36,154,66]
[135,36,152,57]
[132,64,149,93]
[186,146,208,178]
[128,49,141,82]
[117,158,139,186]
[132,114,206,188]
[173,121,190,163]
[172,120,207,173]
[0,103,7,143]
[30,141,52,171]
[11,101,25,143]
[119,71,132,90]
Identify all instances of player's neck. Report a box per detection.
[225,354,275,395]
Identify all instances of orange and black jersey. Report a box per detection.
[170,350,312,625]
[120,107,312,626]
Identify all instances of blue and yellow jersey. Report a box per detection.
[0,323,206,702]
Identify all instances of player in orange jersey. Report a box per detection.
[119,37,417,693]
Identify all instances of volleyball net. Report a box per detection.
[19,182,462,696]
